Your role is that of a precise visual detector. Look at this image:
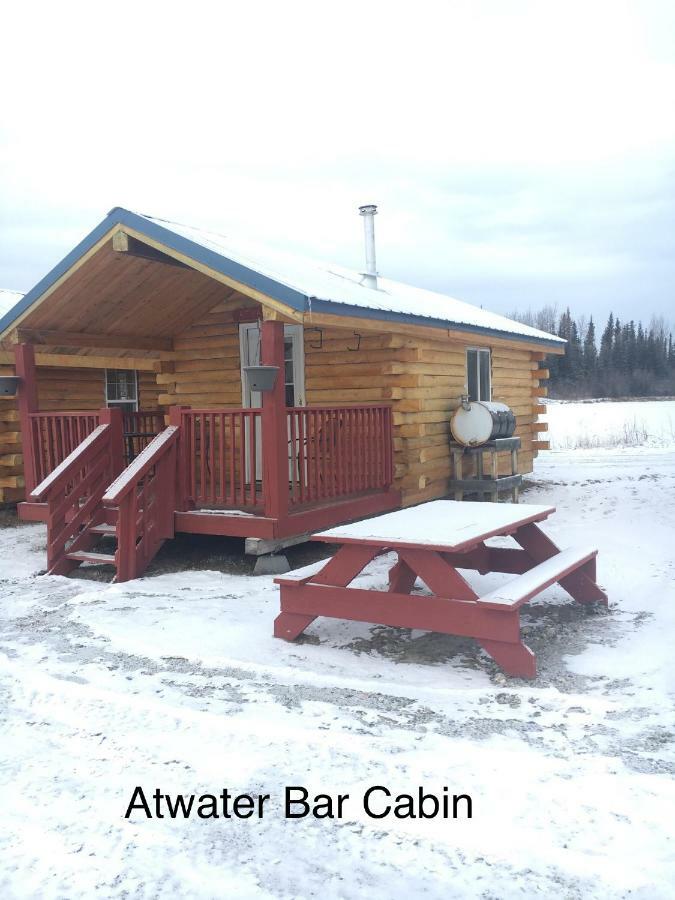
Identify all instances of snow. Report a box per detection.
[136,211,564,346]
[315,499,555,549]
[546,398,675,449]
[477,546,597,607]
[0,288,23,318]
[2,409,675,897]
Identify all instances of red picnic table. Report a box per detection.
[274,500,608,678]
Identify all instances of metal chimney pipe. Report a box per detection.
[358,204,378,289]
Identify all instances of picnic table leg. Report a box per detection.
[391,549,537,677]
[478,638,536,678]
[274,544,383,641]
[388,558,417,594]
[514,523,608,605]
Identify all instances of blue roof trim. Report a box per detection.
[111,209,309,311]
[0,214,119,335]
[0,206,562,349]
[0,207,311,337]
[308,297,564,348]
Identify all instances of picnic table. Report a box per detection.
[274,500,608,678]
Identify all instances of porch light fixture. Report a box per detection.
[0,376,21,397]
[243,365,279,392]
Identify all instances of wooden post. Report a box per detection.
[98,407,125,478]
[169,405,188,510]
[260,320,289,521]
[14,343,38,494]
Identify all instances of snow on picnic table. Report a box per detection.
[1,443,675,898]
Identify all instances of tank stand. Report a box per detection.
[449,437,522,502]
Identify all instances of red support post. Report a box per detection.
[98,407,125,478]
[260,320,289,521]
[169,405,188,510]
[14,343,38,494]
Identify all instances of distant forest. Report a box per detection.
[510,307,675,399]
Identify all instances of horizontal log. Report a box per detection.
[0,453,22,466]
[16,327,171,352]
[0,475,24,488]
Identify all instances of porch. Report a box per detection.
[14,323,399,581]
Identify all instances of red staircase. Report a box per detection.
[30,409,180,583]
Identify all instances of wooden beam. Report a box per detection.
[112,233,189,269]
[121,224,305,324]
[15,328,172,352]
[0,351,157,371]
[0,226,119,341]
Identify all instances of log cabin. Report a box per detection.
[0,206,564,580]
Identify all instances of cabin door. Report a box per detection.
[239,323,305,480]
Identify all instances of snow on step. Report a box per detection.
[65,550,116,564]
[88,524,117,535]
[478,547,597,609]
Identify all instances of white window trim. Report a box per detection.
[466,347,492,402]
[105,369,139,411]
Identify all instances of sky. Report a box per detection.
[1,0,675,331]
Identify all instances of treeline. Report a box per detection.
[511,306,675,399]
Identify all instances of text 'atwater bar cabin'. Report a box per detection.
[0,206,564,581]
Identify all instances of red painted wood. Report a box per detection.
[277,582,521,643]
[99,407,125,478]
[274,489,401,538]
[178,408,262,510]
[310,543,382,587]
[397,548,479,601]
[174,510,277,538]
[103,427,179,582]
[30,424,115,574]
[514,523,608,605]
[478,639,536,678]
[388,559,417,594]
[274,612,316,640]
[286,403,393,508]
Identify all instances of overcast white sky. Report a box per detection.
[1,0,674,330]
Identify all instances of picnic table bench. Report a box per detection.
[274,500,608,678]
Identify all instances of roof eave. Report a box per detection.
[307,298,566,351]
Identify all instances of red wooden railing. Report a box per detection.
[28,409,165,486]
[122,410,166,461]
[29,413,124,575]
[103,427,179,582]
[179,409,263,509]
[29,412,100,486]
[287,405,394,507]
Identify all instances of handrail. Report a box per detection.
[31,425,110,501]
[106,426,179,582]
[102,427,179,506]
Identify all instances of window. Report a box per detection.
[105,369,138,411]
[466,348,491,402]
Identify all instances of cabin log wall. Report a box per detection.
[304,329,549,506]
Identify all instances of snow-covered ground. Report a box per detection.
[546,398,675,449]
[2,428,675,897]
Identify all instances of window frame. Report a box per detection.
[466,347,492,402]
[105,368,139,411]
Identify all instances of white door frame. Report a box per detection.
[239,323,305,408]
[239,323,305,481]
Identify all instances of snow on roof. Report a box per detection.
[137,212,564,346]
[0,289,24,318]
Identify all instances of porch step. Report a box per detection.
[66,550,116,565]
[88,523,117,536]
